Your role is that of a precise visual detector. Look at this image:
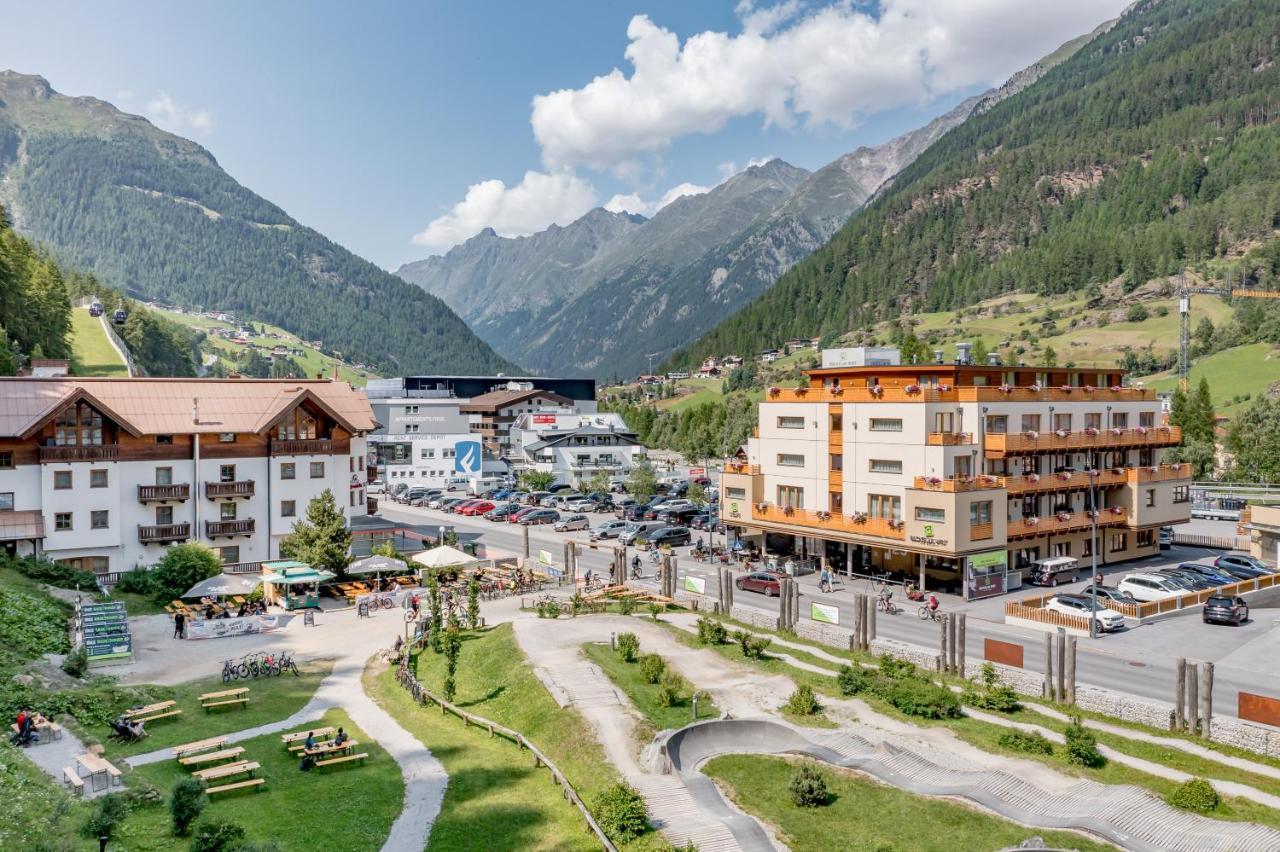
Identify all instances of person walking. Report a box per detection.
[173,610,185,639]
[818,565,832,593]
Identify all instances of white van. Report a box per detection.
[619,521,666,546]
[1029,556,1079,587]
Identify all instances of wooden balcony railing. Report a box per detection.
[1006,508,1128,540]
[205,519,255,538]
[1001,469,1128,495]
[39,444,120,462]
[927,432,972,446]
[763,385,1157,405]
[205,480,255,499]
[970,522,994,541]
[137,483,191,502]
[964,386,1155,403]
[985,425,1180,455]
[270,438,334,455]
[912,476,1001,493]
[751,504,905,540]
[1126,463,1193,484]
[723,462,761,475]
[138,522,191,544]
[222,561,266,574]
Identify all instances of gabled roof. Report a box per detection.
[458,388,573,414]
[0,378,376,438]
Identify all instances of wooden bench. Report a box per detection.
[173,736,228,758]
[203,697,250,711]
[179,746,245,767]
[316,752,368,769]
[198,687,248,702]
[281,726,334,746]
[105,763,122,785]
[206,777,265,795]
[63,767,84,796]
[194,760,259,782]
[134,709,183,723]
[125,700,176,719]
[305,739,358,757]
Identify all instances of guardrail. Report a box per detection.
[395,665,616,851]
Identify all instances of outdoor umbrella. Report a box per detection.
[411,545,478,569]
[181,573,263,599]
[347,555,408,576]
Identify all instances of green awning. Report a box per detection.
[260,565,335,585]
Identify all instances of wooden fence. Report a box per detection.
[1003,600,1092,631]
[1012,572,1280,620]
[1173,533,1249,551]
[395,666,616,851]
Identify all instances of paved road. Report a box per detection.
[380,504,1280,722]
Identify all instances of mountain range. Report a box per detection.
[0,71,514,376]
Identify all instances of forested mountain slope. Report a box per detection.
[0,72,515,376]
[669,0,1280,368]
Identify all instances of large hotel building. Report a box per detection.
[720,347,1192,597]
[0,377,375,577]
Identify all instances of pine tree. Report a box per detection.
[279,489,351,577]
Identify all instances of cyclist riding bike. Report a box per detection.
[927,593,940,613]
[631,555,642,578]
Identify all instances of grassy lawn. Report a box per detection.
[69,309,128,377]
[365,663,599,852]
[703,754,1113,852]
[1142,341,1280,413]
[411,625,667,850]
[0,740,91,850]
[87,660,334,758]
[104,589,170,617]
[582,642,718,731]
[111,708,401,851]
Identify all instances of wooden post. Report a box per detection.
[957,613,967,678]
[1199,661,1214,739]
[948,612,959,674]
[522,523,530,558]
[938,614,948,673]
[563,542,574,584]
[853,593,864,650]
[1064,636,1077,705]
[1056,629,1066,703]
[1187,665,1200,735]
[1174,657,1186,731]
[868,592,876,643]
[1044,633,1055,700]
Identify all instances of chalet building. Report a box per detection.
[0,377,375,578]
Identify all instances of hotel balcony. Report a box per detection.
[984,425,1180,457]
[205,519,255,538]
[138,522,191,544]
[723,462,761,475]
[763,385,1157,405]
[270,439,333,455]
[205,480,255,500]
[138,483,191,503]
[1127,463,1193,484]
[1006,508,1129,541]
[926,431,973,446]
[39,444,120,462]
[751,503,905,541]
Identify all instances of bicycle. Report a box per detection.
[917,605,941,622]
[221,659,239,682]
[876,595,900,615]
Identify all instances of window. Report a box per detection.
[1085,412,1101,430]
[1173,485,1190,504]
[1111,412,1128,429]
[777,485,804,508]
[281,500,296,518]
[55,512,72,531]
[1054,413,1071,432]
[1082,537,1093,558]
[869,418,902,432]
[420,448,435,459]
[776,416,805,429]
[1137,529,1154,547]
[310,461,325,479]
[280,462,296,480]
[914,506,946,522]
[830,413,843,432]
[776,454,805,467]
[156,467,173,486]
[1020,414,1041,433]
[54,470,72,490]
[725,487,746,499]
[1139,411,1155,428]
[970,501,993,525]
[155,434,174,445]
[404,405,420,415]
[985,415,1007,434]
[90,510,109,530]
[220,503,238,521]
[0,492,13,511]
[443,448,456,459]
[156,505,174,525]
[405,424,420,433]
[90,469,108,488]
[218,433,236,443]
[274,407,318,441]
[830,453,843,471]
[868,459,903,474]
[1110,533,1127,553]
[868,494,901,521]
[219,465,236,482]
[1145,489,1156,508]
[350,490,357,507]
[54,402,104,446]
[218,546,240,565]
[0,451,12,470]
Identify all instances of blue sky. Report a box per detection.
[0,1,1130,269]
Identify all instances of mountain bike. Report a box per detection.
[918,605,941,622]
[221,659,239,682]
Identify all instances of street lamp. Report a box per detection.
[1089,475,1098,640]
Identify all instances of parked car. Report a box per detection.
[691,476,712,487]
[552,493,583,509]
[525,491,551,506]
[519,508,560,525]
[1076,584,1136,604]
[484,503,520,521]
[1028,556,1080,587]
[1045,595,1126,632]
[411,489,443,506]
[450,499,484,514]
[506,491,529,504]
[1213,554,1273,577]
[1158,527,1174,549]
[621,504,650,522]
[608,477,627,493]
[1176,562,1237,586]
[1156,568,1217,591]
[1116,573,1189,602]
[401,487,429,504]
[457,500,495,517]
[735,570,784,596]
[646,526,692,548]
[508,506,539,524]
[645,499,694,519]
[1202,594,1249,626]
[612,498,637,517]
[367,480,385,495]
[554,514,591,532]
[618,521,666,546]
[564,498,598,513]
[589,519,630,541]
[689,513,711,530]
[659,507,702,526]
[548,483,574,493]
[584,491,614,508]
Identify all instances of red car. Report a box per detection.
[457,500,495,517]
[450,499,483,514]
[508,506,539,524]
[735,571,785,597]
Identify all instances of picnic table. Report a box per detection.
[125,700,182,723]
[200,686,250,710]
[281,726,334,747]
[305,739,358,757]
[172,736,228,758]
[11,716,61,742]
[76,752,121,792]
[194,759,260,782]
[179,746,245,767]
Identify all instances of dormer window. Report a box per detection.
[54,402,104,446]
[275,407,318,441]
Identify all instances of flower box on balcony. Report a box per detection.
[1110,428,1123,436]
[1026,473,1040,483]
[1024,517,1040,526]
[999,384,1013,394]
[768,387,781,396]
[1085,427,1099,437]
[851,513,868,524]
[1056,512,1071,522]
[904,384,921,395]
[1060,385,1072,393]
[1083,385,1095,393]
[1110,385,1123,392]
[937,383,951,392]
[1135,426,1149,435]
[1024,430,1039,440]
[1055,429,1069,438]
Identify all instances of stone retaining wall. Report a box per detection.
[673,591,706,611]
[730,604,779,631]
[795,620,854,650]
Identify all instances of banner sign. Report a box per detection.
[185,614,290,640]
[810,602,839,624]
[966,549,1008,600]
[688,467,706,476]
[683,576,706,595]
[533,414,557,425]
[538,550,553,565]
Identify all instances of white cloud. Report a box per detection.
[530,0,1129,170]
[412,170,599,252]
[604,181,711,217]
[146,90,215,135]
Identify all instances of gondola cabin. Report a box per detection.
[112,309,127,325]
[88,301,103,317]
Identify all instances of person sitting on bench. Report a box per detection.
[332,727,348,747]
[304,731,316,751]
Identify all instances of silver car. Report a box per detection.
[565,497,598,512]
[589,519,629,541]
[554,513,590,532]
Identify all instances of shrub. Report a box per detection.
[1167,778,1220,813]
[151,544,222,605]
[616,632,639,663]
[837,665,874,696]
[592,782,649,841]
[733,630,771,659]
[878,654,917,680]
[788,764,829,807]
[115,567,158,596]
[190,819,247,852]
[537,599,561,619]
[62,645,89,678]
[784,684,821,716]
[0,585,72,660]
[997,729,1054,755]
[170,778,208,836]
[82,792,130,839]
[655,670,687,708]
[964,663,1021,712]
[1064,716,1105,767]
[1126,303,1149,323]
[617,596,636,615]
[888,679,961,719]
[696,616,727,645]
[5,554,97,590]
[638,653,666,684]
[647,602,664,620]
[569,593,584,617]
